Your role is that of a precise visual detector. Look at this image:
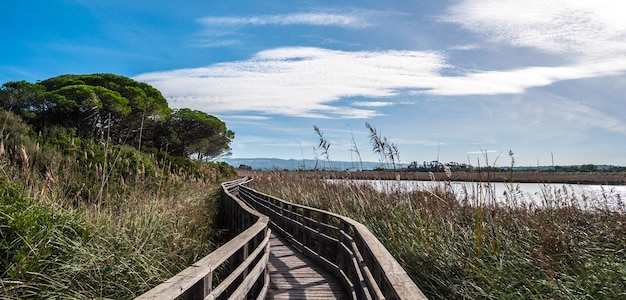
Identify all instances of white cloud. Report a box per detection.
[198,12,370,28]
[193,39,241,48]
[448,44,482,51]
[425,59,626,96]
[352,101,394,107]
[133,2,626,120]
[442,0,626,58]
[540,92,626,134]
[427,1,626,96]
[135,44,626,119]
[135,47,446,118]
[467,150,499,155]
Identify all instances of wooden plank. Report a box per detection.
[142,178,425,300]
[206,231,270,298]
[242,183,427,300]
[228,250,270,300]
[267,290,348,300]
[350,221,427,300]
[267,232,348,300]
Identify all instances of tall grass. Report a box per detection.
[1,110,230,298]
[1,170,223,299]
[248,170,626,299]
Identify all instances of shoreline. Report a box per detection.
[246,170,626,185]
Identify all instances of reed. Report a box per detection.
[248,170,626,299]
[1,167,224,299]
[0,110,229,298]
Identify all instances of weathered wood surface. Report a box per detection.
[238,184,428,300]
[267,232,348,300]
[138,177,427,300]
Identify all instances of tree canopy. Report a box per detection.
[166,108,234,159]
[0,73,233,160]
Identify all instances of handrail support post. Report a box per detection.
[184,271,212,300]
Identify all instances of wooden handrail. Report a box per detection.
[138,177,426,300]
[136,177,270,300]
[237,181,427,300]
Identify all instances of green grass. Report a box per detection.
[249,171,626,299]
[1,173,223,299]
[0,122,229,298]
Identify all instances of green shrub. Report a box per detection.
[1,173,222,299]
[0,109,230,298]
[1,176,91,298]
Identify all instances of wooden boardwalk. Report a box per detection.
[136,178,426,300]
[267,232,348,300]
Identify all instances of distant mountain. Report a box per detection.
[220,158,385,171]
[220,158,625,172]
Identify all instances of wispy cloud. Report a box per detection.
[448,44,482,51]
[135,47,446,118]
[198,12,370,28]
[352,101,394,107]
[134,2,626,123]
[467,150,500,155]
[193,39,242,48]
[441,0,626,59]
[537,92,626,134]
[425,59,626,96]
[192,10,374,48]
[135,45,626,119]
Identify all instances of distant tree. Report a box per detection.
[0,81,45,121]
[419,160,444,172]
[165,108,234,159]
[1,74,235,161]
[114,78,170,149]
[38,74,170,143]
[405,160,470,172]
[196,129,235,160]
[40,84,131,138]
[580,164,597,172]
[238,164,253,170]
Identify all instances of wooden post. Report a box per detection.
[319,213,329,261]
[303,209,311,249]
[337,220,349,273]
[183,272,212,300]
[241,243,249,279]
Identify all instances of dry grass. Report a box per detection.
[247,170,626,299]
[1,138,226,299]
[273,170,626,185]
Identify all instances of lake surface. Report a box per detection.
[329,179,626,211]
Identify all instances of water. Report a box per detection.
[329,179,626,211]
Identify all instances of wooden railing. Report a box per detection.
[237,182,427,300]
[136,177,271,300]
[137,177,427,300]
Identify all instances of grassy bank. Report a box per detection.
[1,176,221,299]
[1,113,232,298]
[266,170,626,185]
[248,171,626,299]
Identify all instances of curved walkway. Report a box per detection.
[267,232,348,299]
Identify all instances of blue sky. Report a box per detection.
[2,0,626,167]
